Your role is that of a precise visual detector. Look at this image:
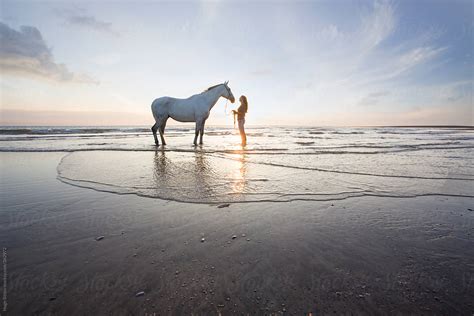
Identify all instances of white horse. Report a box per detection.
[151,81,235,146]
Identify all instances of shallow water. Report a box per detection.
[2,126,473,203]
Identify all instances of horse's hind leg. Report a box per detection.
[151,122,159,146]
[158,117,168,146]
[193,121,201,146]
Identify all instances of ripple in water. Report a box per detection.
[57,150,473,204]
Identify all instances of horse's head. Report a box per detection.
[223,81,235,103]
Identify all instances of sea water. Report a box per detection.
[1,126,473,203]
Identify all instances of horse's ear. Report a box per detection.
[224,80,229,85]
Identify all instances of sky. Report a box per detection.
[0,0,472,126]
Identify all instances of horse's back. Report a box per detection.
[151,96,197,122]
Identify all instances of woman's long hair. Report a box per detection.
[240,95,248,113]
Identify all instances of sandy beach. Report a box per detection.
[1,151,473,315]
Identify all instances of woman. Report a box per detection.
[232,95,248,146]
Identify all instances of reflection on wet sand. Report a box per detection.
[193,150,216,198]
[152,149,238,201]
[231,153,247,196]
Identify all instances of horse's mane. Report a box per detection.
[204,83,223,92]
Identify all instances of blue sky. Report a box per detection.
[0,0,472,126]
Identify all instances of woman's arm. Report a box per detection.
[233,105,245,114]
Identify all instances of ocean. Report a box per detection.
[1,125,473,203]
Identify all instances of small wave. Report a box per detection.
[293,135,324,139]
[0,127,195,135]
[85,143,111,146]
[0,128,124,135]
[375,128,473,135]
[330,131,365,135]
[295,141,315,145]
[306,141,465,150]
[205,131,233,136]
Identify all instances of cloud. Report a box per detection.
[290,0,452,113]
[359,0,395,52]
[0,22,97,83]
[65,13,119,36]
[375,46,447,82]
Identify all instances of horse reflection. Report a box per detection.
[152,150,249,202]
[152,150,218,201]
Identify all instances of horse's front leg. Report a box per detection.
[159,116,168,146]
[199,120,206,145]
[193,122,200,146]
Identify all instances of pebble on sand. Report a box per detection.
[217,203,230,208]
[201,237,206,242]
[95,236,104,241]
[232,235,237,239]
[135,291,145,297]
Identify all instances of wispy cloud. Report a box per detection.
[355,45,447,86]
[358,0,395,53]
[0,22,97,83]
[57,8,119,36]
[287,0,450,112]
[67,14,118,36]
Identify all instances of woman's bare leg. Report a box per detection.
[238,119,246,146]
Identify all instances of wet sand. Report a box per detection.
[1,152,473,315]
